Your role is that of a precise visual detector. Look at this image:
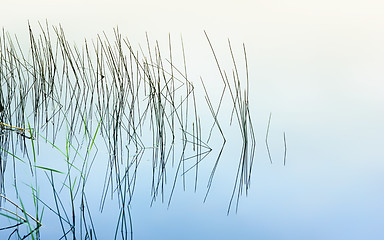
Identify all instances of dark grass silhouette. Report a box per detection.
[0,23,284,239]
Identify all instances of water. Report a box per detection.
[1,2,384,238]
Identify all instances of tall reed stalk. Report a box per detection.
[0,23,284,239]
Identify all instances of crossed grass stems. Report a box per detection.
[0,23,286,239]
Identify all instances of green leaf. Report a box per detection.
[34,165,64,174]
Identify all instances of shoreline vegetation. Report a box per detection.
[0,23,284,239]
